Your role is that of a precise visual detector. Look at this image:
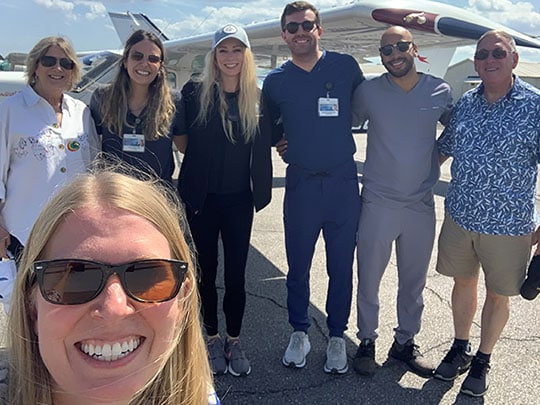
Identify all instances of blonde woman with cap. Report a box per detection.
[175,23,273,376]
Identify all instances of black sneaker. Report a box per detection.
[460,357,490,397]
[434,344,473,381]
[353,338,379,376]
[388,340,434,378]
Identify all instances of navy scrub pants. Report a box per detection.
[284,159,360,337]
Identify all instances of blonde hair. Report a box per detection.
[7,169,212,404]
[25,36,82,91]
[195,45,259,143]
[98,30,175,140]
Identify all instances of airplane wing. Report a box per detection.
[101,0,540,87]
[157,0,540,58]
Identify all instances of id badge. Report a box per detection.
[318,97,339,117]
[123,133,145,152]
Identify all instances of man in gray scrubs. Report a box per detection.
[351,26,453,377]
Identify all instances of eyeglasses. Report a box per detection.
[474,47,508,60]
[40,55,75,70]
[379,41,413,56]
[283,20,317,34]
[32,258,187,305]
[129,51,162,64]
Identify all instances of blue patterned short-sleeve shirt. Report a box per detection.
[438,76,540,236]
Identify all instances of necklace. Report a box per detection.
[128,99,147,116]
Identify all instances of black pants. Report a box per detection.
[188,191,254,337]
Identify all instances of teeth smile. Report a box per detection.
[80,338,141,362]
[136,70,150,76]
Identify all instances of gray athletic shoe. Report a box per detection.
[207,336,227,375]
[225,338,251,376]
[324,336,348,374]
[282,331,310,368]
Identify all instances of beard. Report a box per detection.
[383,56,414,78]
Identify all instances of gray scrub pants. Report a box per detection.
[356,196,435,345]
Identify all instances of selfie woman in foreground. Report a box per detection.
[2,170,219,404]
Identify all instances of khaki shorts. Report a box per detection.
[436,213,530,296]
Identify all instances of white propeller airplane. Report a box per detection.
[2,0,540,103]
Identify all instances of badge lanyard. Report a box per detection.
[123,116,145,152]
[318,82,339,117]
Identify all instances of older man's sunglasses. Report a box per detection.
[40,55,75,70]
[283,20,317,34]
[32,258,187,305]
[379,41,413,56]
[474,47,508,60]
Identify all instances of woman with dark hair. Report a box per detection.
[90,30,181,186]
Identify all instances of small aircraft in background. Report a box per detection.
[2,0,540,104]
[70,0,540,103]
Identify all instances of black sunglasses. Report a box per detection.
[130,51,162,64]
[32,258,187,305]
[474,47,508,60]
[379,41,412,56]
[40,55,75,70]
[283,20,317,34]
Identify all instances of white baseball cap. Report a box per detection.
[212,24,251,49]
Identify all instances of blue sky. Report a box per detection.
[3,0,540,63]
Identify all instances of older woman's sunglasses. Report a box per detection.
[40,55,75,70]
[379,41,412,56]
[32,258,187,305]
[283,20,317,34]
[474,47,508,60]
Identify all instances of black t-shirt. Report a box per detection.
[90,86,182,186]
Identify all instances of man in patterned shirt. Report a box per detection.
[434,30,540,397]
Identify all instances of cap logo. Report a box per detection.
[223,24,237,34]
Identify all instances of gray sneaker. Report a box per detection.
[282,331,311,368]
[225,338,251,376]
[324,336,348,374]
[207,337,227,375]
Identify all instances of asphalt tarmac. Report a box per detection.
[1,131,538,404]
[211,131,540,405]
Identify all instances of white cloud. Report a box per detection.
[76,1,107,20]
[33,0,76,21]
[468,0,540,35]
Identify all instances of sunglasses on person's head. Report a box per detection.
[130,51,162,64]
[40,55,75,70]
[379,41,413,56]
[283,20,317,34]
[32,258,188,305]
[474,47,508,60]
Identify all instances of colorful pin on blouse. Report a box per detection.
[66,141,80,151]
